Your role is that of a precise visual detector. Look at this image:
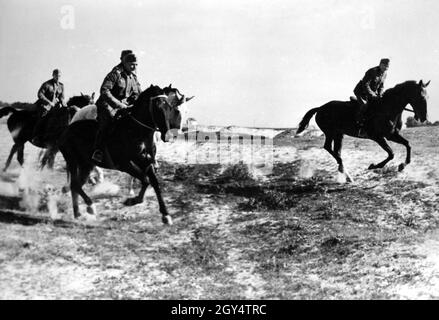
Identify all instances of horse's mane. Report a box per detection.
[382,80,418,99]
[67,95,91,108]
[134,85,164,107]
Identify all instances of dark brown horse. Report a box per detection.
[0,93,94,171]
[58,85,185,224]
[296,80,430,182]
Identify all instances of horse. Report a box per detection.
[296,80,430,182]
[69,84,193,196]
[58,85,186,224]
[0,93,94,171]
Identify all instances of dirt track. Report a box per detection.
[1,124,439,299]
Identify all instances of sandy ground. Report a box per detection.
[0,123,439,299]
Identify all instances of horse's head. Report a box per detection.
[163,84,194,133]
[410,80,430,123]
[79,92,95,106]
[133,85,184,142]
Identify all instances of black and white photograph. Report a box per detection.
[0,0,438,302]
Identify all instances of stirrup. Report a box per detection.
[92,150,104,163]
[357,127,367,138]
[31,136,43,145]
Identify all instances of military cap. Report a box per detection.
[120,50,133,60]
[123,53,137,63]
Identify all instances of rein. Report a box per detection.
[125,94,169,131]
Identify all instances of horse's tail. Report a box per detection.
[296,107,320,134]
[0,107,17,119]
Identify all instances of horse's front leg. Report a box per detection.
[386,132,411,171]
[122,160,150,206]
[147,166,172,225]
[122,158,171,225]
[368,137,394,170]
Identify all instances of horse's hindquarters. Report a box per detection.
[315,101,357,133]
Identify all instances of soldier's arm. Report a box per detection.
[59,84,66,106]
[377,83,384,97]
[100,71,126,109]
[377,74,386,97]
[37,83,53,105]
[363,69,378,97]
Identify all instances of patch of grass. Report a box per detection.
[217,162,254,183]
[238,190,297,211]
[173,164,222,183]
[175,226,227,273]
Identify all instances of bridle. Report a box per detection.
[125,94,170,132]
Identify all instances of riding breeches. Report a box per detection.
[94,104,114,150]
[354,94,369,124]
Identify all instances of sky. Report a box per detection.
[0,0,438,127]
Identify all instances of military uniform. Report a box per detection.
[354,66,387,102]
[33,79,65,144]
[353,62,388,137]
[37,79,65,115]
[94,63,142,155]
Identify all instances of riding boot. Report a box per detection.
[92,106,113,163]
[355,100,368,137]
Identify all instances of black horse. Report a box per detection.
[296,80,430,181]
[0,93,94,171]
[58,85,184,224]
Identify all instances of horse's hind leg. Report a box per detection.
[369,137,394,170]
[68,164,81,218]
[17,144,24,166]
[127,176,135,197]
[333,134,353,182]
[3,143,19,171]
[323,133,352,182]
[386,132,411,171]
[70,165,94,217]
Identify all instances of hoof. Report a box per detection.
[62,185,70,193]
[124,197,142,206]
[87,204,96,215]
[368,164,377,170]
[162,215,173,225]
[398,163,406,172]
[74,212,82,219]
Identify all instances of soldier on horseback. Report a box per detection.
[32,69,65,144]
[92,50,142,163]
[353,58,390,136]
